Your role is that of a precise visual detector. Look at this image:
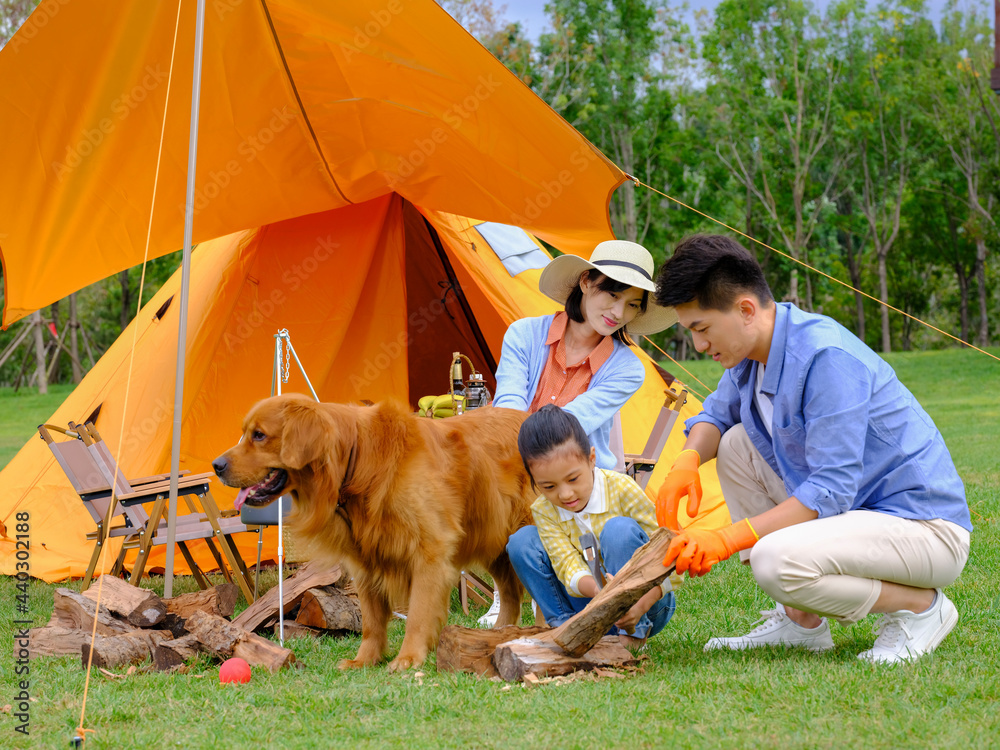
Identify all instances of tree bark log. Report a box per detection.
[82,630,172,670]
[294,586,361,632]
[164,583,239,620]
[233,561,342,632]
[21,627,94,659]
[83,576,166,628]
[494,636,637,682]
[154,634,204,671]
[438,625,549,677]
[535,527,675,657]
[49,588,134,635]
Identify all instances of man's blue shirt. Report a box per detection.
[687,303,971,531]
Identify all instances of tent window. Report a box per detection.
[475,222,549,278]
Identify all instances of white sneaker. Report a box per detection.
[857,589,958,665]
[704,603,834,652]
[477,591,502,627]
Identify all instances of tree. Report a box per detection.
[705,0,846,308]
[926,2,998,348]
[0,0,37,48]
[537,0,677,244]
[849,1,931,352]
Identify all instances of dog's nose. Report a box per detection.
[211,457,228,476]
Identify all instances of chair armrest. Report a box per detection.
[128,470,193,485]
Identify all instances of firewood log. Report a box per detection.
[437,625,549,677]
[233,562,342,632]
[49,588,134,636]
[163,583,239,619]
[493,636,638,682]
[536,527,676,657]
[294,586,361,632]
[82,576,167,627]
[81,630,172,669]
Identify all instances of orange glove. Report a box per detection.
[655,449,702,531]
[662,518,759,576]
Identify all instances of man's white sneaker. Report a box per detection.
[857,589,958,665]
[704,603,834,652]
[477,591,502,627]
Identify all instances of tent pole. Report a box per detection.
[166,0,206,599]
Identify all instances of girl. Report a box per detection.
[506,405,677,650]
[481,240,676,625]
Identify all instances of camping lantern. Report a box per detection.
[463,371,493,411]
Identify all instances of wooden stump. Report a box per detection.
[437,625,549,677]
[83,576,166,628]
[494,636,638,682]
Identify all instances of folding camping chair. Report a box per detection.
[623,386,688,490]
[39,422,257,602]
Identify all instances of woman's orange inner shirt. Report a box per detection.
[528,312,615,413]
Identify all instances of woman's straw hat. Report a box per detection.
[538,240,677,336]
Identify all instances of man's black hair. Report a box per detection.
[655,234,773,310]
[517,405,590,488]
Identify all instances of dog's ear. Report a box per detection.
[279,402,333,470]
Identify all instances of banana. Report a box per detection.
[418,395,436,412]
[433,407,455,418]
[432,393,463,410]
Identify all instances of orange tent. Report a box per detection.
[0,202,726,581]
[0,1,728,582]
[0,0,625,326]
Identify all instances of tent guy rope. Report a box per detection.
[627,174,1000,364]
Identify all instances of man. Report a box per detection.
[654,234,971,664]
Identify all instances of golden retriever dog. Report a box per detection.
[212,394,534,671]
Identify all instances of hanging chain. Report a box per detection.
[278,328,291,384]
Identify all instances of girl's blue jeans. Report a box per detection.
[506,516,675,639]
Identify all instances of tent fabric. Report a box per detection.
[0,200,728,583]
[0,0,625,327]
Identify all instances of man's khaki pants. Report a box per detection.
[717,424,969,624]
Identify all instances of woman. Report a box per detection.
[480,239,677,625]
[493,239,677,468]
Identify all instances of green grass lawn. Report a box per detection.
[0,383,75,469]
[2,348,999,748]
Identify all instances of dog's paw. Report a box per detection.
[387,653,425,673]
[338,657,377,670]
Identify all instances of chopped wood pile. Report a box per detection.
[20,562,360,674]
[440,527,677,682]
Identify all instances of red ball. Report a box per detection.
[219,657,252,684]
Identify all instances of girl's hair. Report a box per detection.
[517,405,591,486]
[565,271,649,346]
